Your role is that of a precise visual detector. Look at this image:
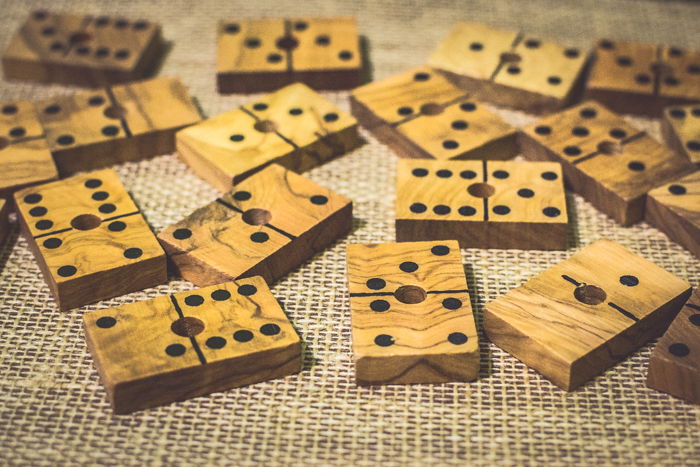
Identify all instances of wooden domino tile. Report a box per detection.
[484,239,691,391]
[350,67,519,161]
[2,10,164,87]
[158,164,352,286]
[13,169,167,311]
[661,105,700,167]
[84,276,302,413]
[217,17,362,93]
[347,241,479,385]
[395,160,568,250]
[645,171,699,258]
[0,198,10,247]
[176,82,358,191]
[36,76,201,176]
[0,100,57,198]
[586,39,700,116]
[647,290,700,404]
[428,22,589,114]
[520,101,693,226]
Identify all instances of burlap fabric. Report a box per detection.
[1,0,699,465]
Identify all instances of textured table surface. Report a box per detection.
[1,0,699,465]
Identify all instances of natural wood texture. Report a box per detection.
[395,160,567,250]
[84,276,302,414]
[158,164,352,286]
[428,22,589,114]
[177,83,358,190]
[647,289,700,404]
[2,10,164,87]
[36,76,201,176]
[0,100,57,198]
[645,171,700,258]
[347,241,479,385]
[484,239,691,391]
[13,169,167,311]
[0,198,10,248]
[520,101,693,226]
[661,105,700,167]
[217,17,362,93]
[350,66,519,161]
[585,39,700,116]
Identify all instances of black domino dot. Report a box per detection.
[233,191,251,201]
[572,126,589,137]
[224,23,239,34]
[294,21,308,31]
[253,103,268,111]
[413,72,430,81]
[548,76,561,85]
[507,65,521,74]
[123,248,142,259]
[525,39,541,48]
[451,120,468,130]
[29,206,47,217]
[267,53,283,63]
[397,106,413,116]
[563,146,581,156]
[669,47,683,57]
[234,330,254,342]
[88,96,105,106]
[238,284,257,296]
[664,76,679,86]
[57,265,76,277]
[493,170,509,179]
[469,42,483,51]
[250,232,269,243]
[541,171,558,181]
[76,46,90,55]
[374,334,394,347]
[433,205,450,215]
[460,170,477,179]
[2,105,18,115]
[617,56,633,67]
[689,314,700,326]
[57,135,74,146]
[493,205,510,215]
[580,108,597,119]
[619,275,639,286]
[92,191,109,201]
[185,294,204,306]
[96,316,116,328]
[688,65,700,74]
[315,35,330,46]
[43,238,62,249]
[211,289,231,301]
[628,161,645,171]
[115,49,129,60]
[338,50,353,61]
[668,184,686,195]
[260,323,281,336]
[85,179,102,188]
[442,298,462,310]
[693,108,700,117]
[669,109,686,119]
[311,195,328,205]
[687,141,700,152]
[443,140,458,150]
[412,168,428,177]
[610,128,627,139]
[324,113,339,122]
[24,193,42,204]
[366,278,386,290]
[35,220,53,230]
[448,332,468,345]
[535,125,552,135]
[230,134,244,142]
[99,203,116,213]
[289,108,303,116]
[410,203,427,214]
[635,73,651,84]
[459,206,476,216]
[115,19,129,28]
[431,245,450,256]
[173,228,192,240]
[10,127,25,138]
[543,207,561,217]
[165,344,186,357]
[245,38,261,48]
[517,188,534,198]
[44,104,61,114]
[101,125,119,136]
[399,261,418,273]
[436,169,452,178]
[370,300,390,312]
[460,102,476,112]
[108,221,126,232]
[669,343,689,357]
[206,337,226,349]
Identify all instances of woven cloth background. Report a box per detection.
[1,0,699,465]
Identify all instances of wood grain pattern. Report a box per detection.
[13,169,167,311]
[350,66,518,161]
[0,198,10,248]
[0,100,57,197]
[645,171,700,258]
[2,10,164,87]
[520,101,693,226]
[661,105,700,167]
[216,17,362,93]
[428,22,589,114]
[158,164,352,287]
[585,39,700,116]
[84,276,302,414]
[395,160,567,250]
[484,239,691,391]
[177,82,358,191]
[347,241,479,385]
[37,76,200,176]
[647,289,700,404]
